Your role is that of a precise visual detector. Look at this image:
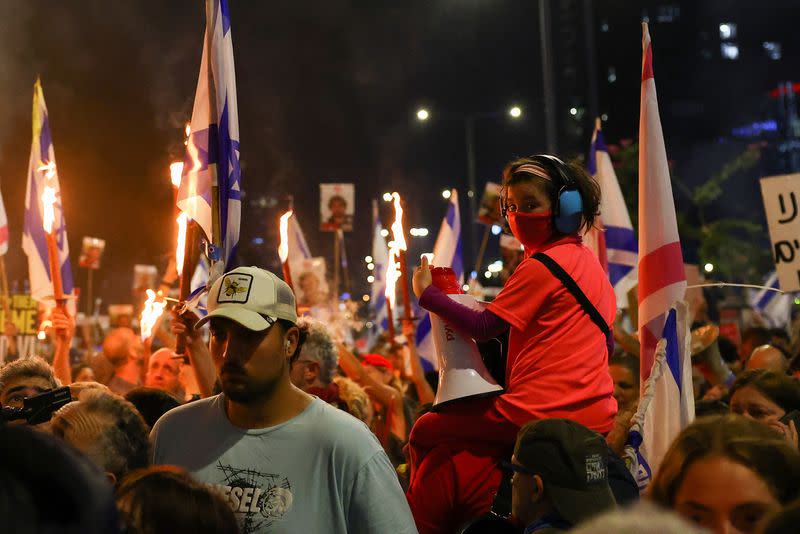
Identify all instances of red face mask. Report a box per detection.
[507,211,553,253]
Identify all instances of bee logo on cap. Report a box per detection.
[218,274,253,303]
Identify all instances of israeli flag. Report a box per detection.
[749,272,792,329]
[368,214,389,346]
[177,0,240,279]
[415,189,464,369]
[624,301,694,492]
[22,79,74,312]
[589,122,638,308]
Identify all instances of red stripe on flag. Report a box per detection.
[638,242,684,302]
[0,224,7,245]
[642,42,654,81]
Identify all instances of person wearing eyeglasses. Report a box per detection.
[505,419,616,532]
[409,156,617,504]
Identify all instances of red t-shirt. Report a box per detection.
[406,442,504,534]
[487,236,617,433]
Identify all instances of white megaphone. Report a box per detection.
[428,267,503,409]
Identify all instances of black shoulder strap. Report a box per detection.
[532,252,610,336]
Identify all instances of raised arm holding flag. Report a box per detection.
[177,0,241,285]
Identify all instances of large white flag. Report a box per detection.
[22,79,74,311]
[415,189,464,368]
[178,0,240,280]
[637,23,687,381]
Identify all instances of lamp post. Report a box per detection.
[415,105,523,270]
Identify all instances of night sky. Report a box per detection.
[1,1,798,308]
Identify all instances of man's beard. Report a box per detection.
[222,374,281,404]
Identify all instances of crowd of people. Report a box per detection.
[2,155,800,534]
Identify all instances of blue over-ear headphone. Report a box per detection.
[500,155,584,234]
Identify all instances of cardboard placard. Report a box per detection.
[79,236,106,269]
[320,183,354,232]
[0,294,41,362]
[760,173,800,291]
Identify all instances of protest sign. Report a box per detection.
[79,237,106,269]
[320,183,354,232]
[760,173,800,291]
[0,294,40,361]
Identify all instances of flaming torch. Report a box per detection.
[174,211,194,355]
[389,193,413,327]
[140,289,167,341]
[41,184,65,310]
[278,210,294,290]
[384,249,399,340]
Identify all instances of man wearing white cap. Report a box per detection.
[151,267,417,534]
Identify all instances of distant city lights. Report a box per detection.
[409,228,429,237]
[509,106,522,118]
[442,189,452,199]
[719,23,736,40]
[704,263,714,273]
[380,229,389,237]
[367,275,375,283]
[416,108,430,121]
[365,255,373,263]
[382,192,393,202]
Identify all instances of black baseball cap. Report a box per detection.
[513,418,616,525]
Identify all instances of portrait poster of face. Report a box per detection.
[132,264,158,294]
[320,183,355,232]
[478,182,503,226]
[79,236,106,270]
[291,257,329,307]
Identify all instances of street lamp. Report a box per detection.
[415,104,524,271]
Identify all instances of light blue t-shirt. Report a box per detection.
[151,395,417,534]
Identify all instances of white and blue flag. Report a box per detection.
[178,0,240,280]
[415,189,464,369]
[749,271,793,329]
[369,208,389,346]
[589,122,638,308]
[624,301,694,492]
[22,79,74,312]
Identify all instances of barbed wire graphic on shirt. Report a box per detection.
[217,462,293,534]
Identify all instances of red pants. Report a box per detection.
[407,396,519,486]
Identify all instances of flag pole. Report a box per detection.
[0,256,10,320]
[175,221,197,356]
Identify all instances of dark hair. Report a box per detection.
[125,387,182,429]
[0,425,118,534]
[501,155,601,233]
[116,466,238,534]
[608,353,640,385]
[729,369,800,413]
[760,497,800,534]
[328,194,347,208]
[651,414,800,507]
[716,335,739,364]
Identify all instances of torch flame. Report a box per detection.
[278,210,293,263]
[390,193,407,251]
[176,213,188,276]
[140,289,167,341]
[41,186,57,234]
[37,319,53,340]
[169,162,184,188]
[37,161,56,179]
[385,249,400,308]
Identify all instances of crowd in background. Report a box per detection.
[2,258,800,533]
